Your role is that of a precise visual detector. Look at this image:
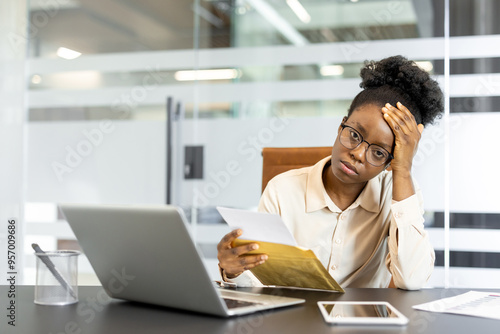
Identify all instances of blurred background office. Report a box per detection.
[1,0,499,288]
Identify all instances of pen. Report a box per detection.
[32,243,77,300]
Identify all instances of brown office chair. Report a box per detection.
[261,146,397,289]
[261,146,332,193]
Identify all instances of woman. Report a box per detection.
[217,55,444,289]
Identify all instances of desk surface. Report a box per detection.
[2,286,499,334]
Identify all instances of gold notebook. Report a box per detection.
[233,239,344,293]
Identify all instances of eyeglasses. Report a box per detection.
[339,124,393,167]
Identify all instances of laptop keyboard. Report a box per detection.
[223,298,263,309]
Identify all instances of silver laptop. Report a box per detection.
[59,203,305,317]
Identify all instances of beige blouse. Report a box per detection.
[229,156,435,290]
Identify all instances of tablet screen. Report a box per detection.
[322,303,392,317]
[317,302,408,325]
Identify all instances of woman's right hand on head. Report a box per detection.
[217,229,268,279]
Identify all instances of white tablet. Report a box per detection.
[317,301,409,325]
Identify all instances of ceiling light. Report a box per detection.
[286,0,311,24]
[236,6,247,15]
[245,0,308,46]
[31,74,42,84]
[174,69,239,81]
[416,61,433,72]
[320,65,344,76]
[56,47,82,60]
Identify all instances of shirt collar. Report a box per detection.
[305,156,382,214]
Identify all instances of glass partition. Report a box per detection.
[0,0,28,285]
[19,0,500,288]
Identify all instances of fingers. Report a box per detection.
[217,229,242,251]
[242,254,268,270]
[417,123,424,134]
[381,102,424,169]
[217,229,269,277]
[233,253,268,270]
[228,242,259,257]
[219,246,268,277]
[218,242,266,263]
[382,102,418,135]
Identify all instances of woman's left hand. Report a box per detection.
[381,102,424,174]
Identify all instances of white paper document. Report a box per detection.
[413,291,500,320]
[216,207,297,246]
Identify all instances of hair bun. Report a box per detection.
[359,55,444,126]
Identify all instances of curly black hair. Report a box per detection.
[347,55,444,126]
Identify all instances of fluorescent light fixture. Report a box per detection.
[320,65,344,76]
[416,61,434,72]
[245,0,308,46]
[30,0,79,11]
[56,47,82,60]
[174,69,239,81]
[286,0,311,23]
[48,71,102,89]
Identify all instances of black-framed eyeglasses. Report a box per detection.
[339,124,394,167]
